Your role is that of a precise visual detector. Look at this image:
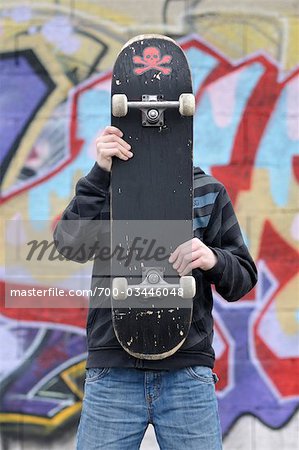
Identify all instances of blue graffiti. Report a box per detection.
[28,89,110,221]
[256,85,299,206]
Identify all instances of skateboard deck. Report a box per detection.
[110,34,195,360]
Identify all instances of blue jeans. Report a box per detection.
[76,366,222,450]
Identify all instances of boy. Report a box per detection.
[54,126,257,449]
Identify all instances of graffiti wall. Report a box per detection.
[0,1,298,449]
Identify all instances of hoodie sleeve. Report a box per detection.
[201,185,258,301]
[53,163,110,263]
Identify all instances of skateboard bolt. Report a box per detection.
[147,109,159,121]
[147,273,160,284]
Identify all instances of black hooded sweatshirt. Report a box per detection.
[54,163,257,370]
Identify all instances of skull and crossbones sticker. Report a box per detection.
[133,47,172,75]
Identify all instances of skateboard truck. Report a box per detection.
[142,95,164,127]
[112,93,195,126]
[112,268,196,300]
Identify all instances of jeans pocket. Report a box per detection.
[85,367,110,383]
[186,366,217,384]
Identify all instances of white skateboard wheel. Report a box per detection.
[179,93,195,116]
[112,94,128,117]
[180,276,196,299]
[112,277,128,300]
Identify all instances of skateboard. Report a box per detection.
[110,34,195,360]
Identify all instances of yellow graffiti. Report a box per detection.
[236,168,299,261]
[0,403,82,428]
[1,37,71,194]
[61,360,85,400]
[0,361,85,429]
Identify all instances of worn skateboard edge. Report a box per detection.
[121,34,178,52]
[113,330,187,360]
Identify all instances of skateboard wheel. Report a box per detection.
[112,94,128,117]
[112,277,128,300]
[180,276,196,299]
[179,94,195,117]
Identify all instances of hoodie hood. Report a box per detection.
[194,166,205,176]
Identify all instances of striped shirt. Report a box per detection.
[54,163,257,370]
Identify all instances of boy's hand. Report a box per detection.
[169,238,217,276]
[96,126,133,172]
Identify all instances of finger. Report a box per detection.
[179,264,193,277]
[115,149,130,161]
[171,251,184,269]
[179,258,201,276]
[99,147,130,161]
[100,134,131,150]
[190,249,203,262]
[174,246,201,273]
[172,241,194,270]
[99,142,133,158]
[174,251,193,273]
[100,134,129,146]
[99,148,125,159]
[169,249,179,264]
[169,239,192,263]
[118,146,133,159]
[192,237,204,250]
[179,264,192,277]
[102,126,123,137]
[173,249,201,272]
